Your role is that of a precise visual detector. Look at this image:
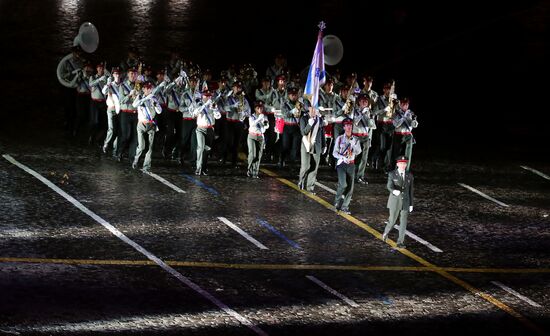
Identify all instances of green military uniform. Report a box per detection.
[382,156,414,247]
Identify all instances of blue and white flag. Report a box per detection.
[303,22,327,108]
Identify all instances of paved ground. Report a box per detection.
[1,136,549,336]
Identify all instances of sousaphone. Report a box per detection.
[56,22,99,88]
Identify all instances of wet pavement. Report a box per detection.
[1,134,550,336]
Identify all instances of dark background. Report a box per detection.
[0,0,548,161]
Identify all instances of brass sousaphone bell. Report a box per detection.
[73,22,99,53]
[323,35,343,66]
[298,34,344,84]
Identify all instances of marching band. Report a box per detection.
[58,43,419,211]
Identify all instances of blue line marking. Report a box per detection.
[364,286,393,305]
[181,174,220,196]
[257,218,301,249]
[379,294,393,305]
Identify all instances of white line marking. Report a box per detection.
[458,183,509,207]
[2,154,267,336]
[306,275,359,307]
[394,224,443,253]
[520,166,550,181]
[317,180,440,252]
[315,182,336,195]
[217,217,268,250]
[143,171,186,193]
[491,281,543,308]
[316,179,440,252]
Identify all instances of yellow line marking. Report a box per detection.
[259,167,547,336]
[0,257,155,266]
[2,257,550,274]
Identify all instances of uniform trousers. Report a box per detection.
[116,112,138,163]
[223,120,243,165]
[355,135,370,180]
[281,125,301,164]
[335,162,355,209]
[134,122,156,171]
[391,133,414,170]
[103,107,119,155]
[196,127,215,171]
[247,134,264,177]
[162,110,182,159]
[299,144,321,192]
[263,113,277,161]
[384,198,409,245]
[180,119,197,165]
[89,100,107,145]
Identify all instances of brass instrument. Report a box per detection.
[343,77,357,115]
[134,62,143,92]
[56,22,99,88]
[240,64,257,82]
[410,111,419,128]
[343,100,353,115]
[236,91,248,121]
[385,80,396,118]
[238,91,245,111]
[294,100,304,118]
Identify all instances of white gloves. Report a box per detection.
[137,74,144,82]
[409,206,413,212]
[384,106,391,112]
[322,146,328,155]
[390,93,397,100]
[392,190,401,196]
[107,77,112,85]
[129,89,136,96]
[308,118,315,126]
